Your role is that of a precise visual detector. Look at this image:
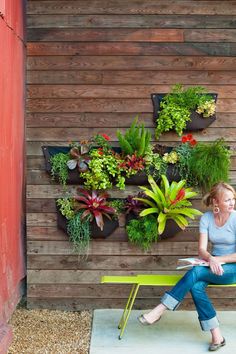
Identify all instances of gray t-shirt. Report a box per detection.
[199,210,236,256]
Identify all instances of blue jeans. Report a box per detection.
[161,264,236,331]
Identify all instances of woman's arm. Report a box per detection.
[198,232,224,275]
[214,253,236,263]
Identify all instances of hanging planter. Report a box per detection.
[42,146,86,185]
[159,219,182,239]
[151,85,218,138]
[56,205,119,239]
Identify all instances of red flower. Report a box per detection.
[186,134,193,141]
[190,139,197,146]
[181,136,188,143]
[170,188,185,205]
[101,134,110,141]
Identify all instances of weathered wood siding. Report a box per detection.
[26,0,236,310]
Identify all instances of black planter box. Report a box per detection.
[56,205,119,239]
[160,219,182,239]
[42,146,85,184]
[151,93,217,131]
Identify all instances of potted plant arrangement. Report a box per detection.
[135,174,202,239]
[116,117,151,185]
[42,140,92,186]
[56,188,119,253]
[151,84,217,138]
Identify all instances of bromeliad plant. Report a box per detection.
[73,188,116,231]
[136,175,202,235]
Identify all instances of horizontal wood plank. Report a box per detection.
[27,14,236,29]
[27,1,236,16]
[27,255,195,270]
[26,85,236,99]
[27,283,236,299]
[26,112,236,129]
[27,29,184,43]
[27,70,236,85]
[27,56,236,71]
[27,42,236,56]
[26,297,235,310]
[27,241,199,256]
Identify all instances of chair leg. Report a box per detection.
[118,284,140,339]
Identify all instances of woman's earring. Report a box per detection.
[214,205,220,214]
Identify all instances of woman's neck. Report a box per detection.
[214,212,231,226]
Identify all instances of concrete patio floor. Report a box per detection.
[90,309,236,354]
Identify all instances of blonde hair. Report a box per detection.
[203,182,236,207]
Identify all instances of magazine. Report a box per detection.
[176,257,225,270]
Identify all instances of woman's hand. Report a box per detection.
[209,256,224,275]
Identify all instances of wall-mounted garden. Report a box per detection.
[42,114,231,253]
[151,84,217,138]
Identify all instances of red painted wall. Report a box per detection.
[0,0,25,352]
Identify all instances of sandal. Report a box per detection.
[208,337,226,351]
[137,314,161,326]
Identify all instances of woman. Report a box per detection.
[138,182,236,351]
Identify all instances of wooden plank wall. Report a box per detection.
[26,0,236,310]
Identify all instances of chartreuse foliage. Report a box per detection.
[155,84,216,138]
[136,175,202,235]
[117,117,151,157]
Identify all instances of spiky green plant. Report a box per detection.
[136,175,202,235]
[117,117,151,157]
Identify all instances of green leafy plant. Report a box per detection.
[126,215,158,250]
[155,84,216,138]
[136,175,202,235]
[108,199,125,219]
[117,117,151,157]
[56,198,75,220]
[50,152,70,186]
[67,211,91,254]
[187,138,231,192]
[80,148,126,190]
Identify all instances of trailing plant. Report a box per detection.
[74,188,116,230]
[50,152,70,186]
[187,138,231,192]
[117,117,151,157]
[126,215,158,251]
[67,211,91,254]
[136,175,202,235]
[155,84,216,138]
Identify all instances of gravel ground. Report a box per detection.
[8,308,92,354]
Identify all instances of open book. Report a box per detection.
[176,257,225,270]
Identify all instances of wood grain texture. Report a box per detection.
[27,14,236,29]
[27,1,236,15]
[26,85,236,99]
[27,70,236,85]
[27,56,236,71]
